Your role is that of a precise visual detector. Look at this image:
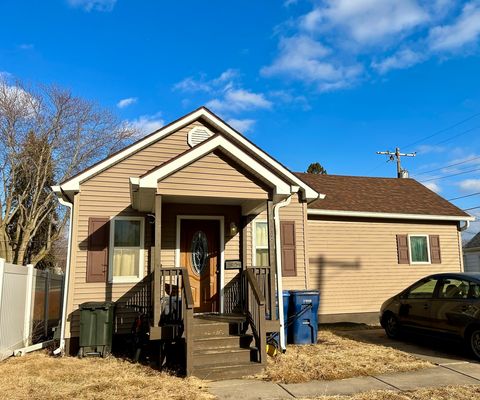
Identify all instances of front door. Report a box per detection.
[180,219,219,313]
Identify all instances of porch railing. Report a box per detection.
[247,266,275,320]
[154,267,194,374]
[244,268,267,364]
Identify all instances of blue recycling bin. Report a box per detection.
[282,290,291,343]
[289,290,320,344]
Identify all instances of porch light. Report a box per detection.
[229,222,238,236]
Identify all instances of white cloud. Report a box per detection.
[372,49,425,74]
[226,118,256,133]
[301,0,429,45]
[428,1,480,52]
[173,69,239,94]
[128,112,164,136]
[423,181,441,193]
[261,35,363,91]
[459,178,480,192]
[263,1,480,92]
[67,0,117,12]
[116,97,137,109]
[206,89,272,113]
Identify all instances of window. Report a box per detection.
[409,235,431,264]
[253,220,269,267]
[406,278,438,299]
[438,279,472,299]
[109,216,144,282]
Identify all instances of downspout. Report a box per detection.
[274,195,292,352]
[53,197,74,356]
[459,220,470,231]
[458,220,471,273]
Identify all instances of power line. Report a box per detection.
[434,125,480,146]
[463,205,480,211]
[414,156,480,177]
[448,192,480,201]
[403,111,480,150]
[421,166,480,182]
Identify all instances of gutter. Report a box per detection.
[273,195,292,352]
[308,209,476,222]
[52,189,74,356]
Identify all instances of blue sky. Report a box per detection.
[1,0,480,238]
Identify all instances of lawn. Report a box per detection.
[259,329,432,383]
[309,385,480,400]
[0,352,213,400]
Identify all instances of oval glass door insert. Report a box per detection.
[191,230,208,275]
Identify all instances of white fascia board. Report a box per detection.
[307,208,476,222]
[60,108,206,192]
[197,109,321,201]
[139,135,291,196]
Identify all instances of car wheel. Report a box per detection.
[468,328,480,360]
[383,313,401,339]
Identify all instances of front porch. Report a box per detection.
[148,197,280,377]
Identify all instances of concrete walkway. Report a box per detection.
[208,364,480,399]
[208,328,480,399]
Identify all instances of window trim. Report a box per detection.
[108,216,145,283]
[408,234,431,265]
[252,219,268,267]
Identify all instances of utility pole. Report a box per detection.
[376,147,416,178]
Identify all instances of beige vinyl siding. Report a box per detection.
[68,121,210,337]
[249,194,309,290]
[279,195,308,290]
[157,151,269,199]
[307,217,463,317]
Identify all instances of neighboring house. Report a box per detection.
[52,107,474,377]
[464,232,480,272]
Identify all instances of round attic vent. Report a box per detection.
[187,126,212,147]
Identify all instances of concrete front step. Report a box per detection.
[192,362,264,380]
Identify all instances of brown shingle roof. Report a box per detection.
[295,173,470,218]
[466,232,480,249]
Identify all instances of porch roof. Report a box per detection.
[130,134,298,213]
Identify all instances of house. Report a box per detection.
[52,107,474,378]
[464,232,480,272]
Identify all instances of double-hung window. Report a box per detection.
[408,234,430,264]
[253,220,269,267]
[109,216,144,282]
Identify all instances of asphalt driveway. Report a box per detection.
[343,327,475,365]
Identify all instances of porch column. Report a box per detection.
[153,194,162,326]
[267,200,277,316]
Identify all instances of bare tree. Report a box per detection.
[0,79,136,266]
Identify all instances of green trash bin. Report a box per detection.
[79,301,115,358]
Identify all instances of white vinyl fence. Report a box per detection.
[0,259,64,361]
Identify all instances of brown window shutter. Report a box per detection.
[281,221,297,277]
[396,235,409,264]
[429,235,441,264]
[87,217,110,283]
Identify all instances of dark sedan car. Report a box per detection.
[380,273,480,358]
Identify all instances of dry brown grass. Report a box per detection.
[309,385,480,400]
[260,330,432,383]
[0,352,212,400]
